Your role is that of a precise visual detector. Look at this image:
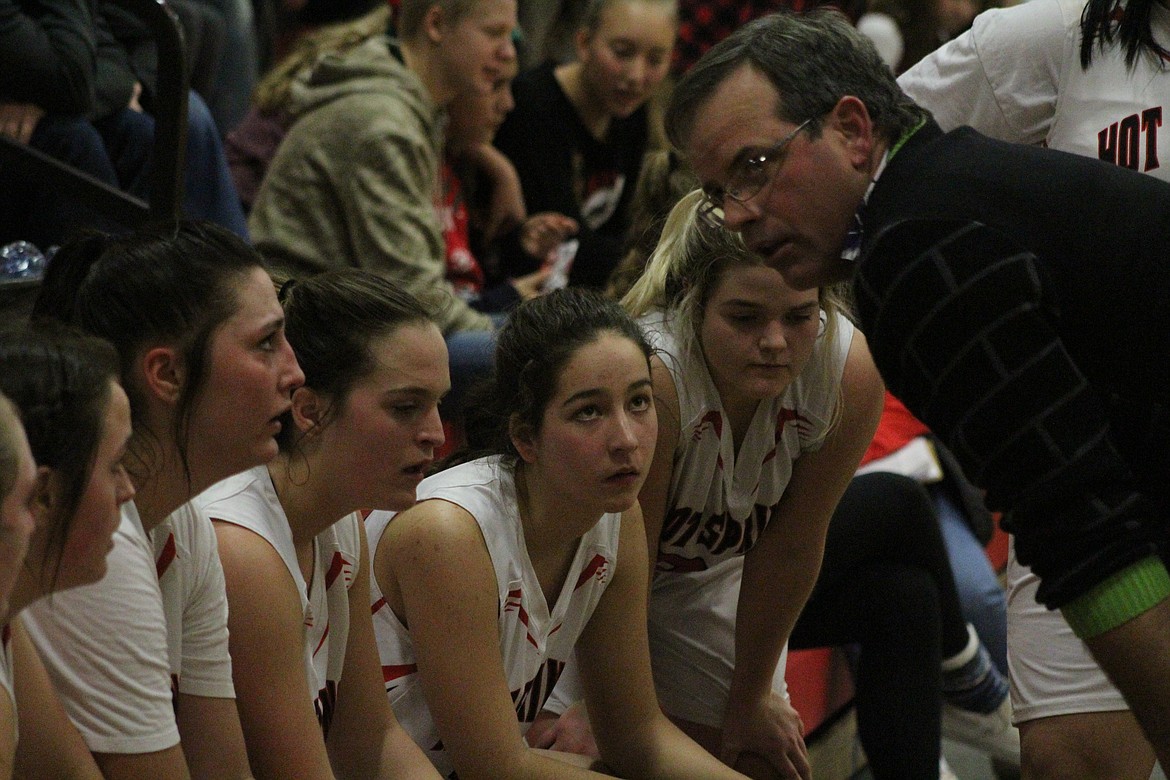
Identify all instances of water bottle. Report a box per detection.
[0,241,46,280]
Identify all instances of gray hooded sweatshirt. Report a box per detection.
[250,36,493,333]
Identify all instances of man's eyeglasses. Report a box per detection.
[698,118,813,229]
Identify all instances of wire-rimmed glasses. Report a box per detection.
[697,118,813,229]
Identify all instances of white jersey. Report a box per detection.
[640,309,854,726]
[195,466,361,733]
[153,502,235,700]
[899,0,1170,181]
[366,456,620,777]
[23,502,180,754]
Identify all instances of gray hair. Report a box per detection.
[666,10,927,149]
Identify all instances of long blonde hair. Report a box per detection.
[622,190,850,434]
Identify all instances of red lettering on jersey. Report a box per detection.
[1099,108,1163,171]
[1142,107,1162,171]
[371,595,387,615]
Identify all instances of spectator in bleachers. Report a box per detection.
[0,0,249,245]
[441,60,577,313]
[493,0,676,289]
[183,0,258,134]
[249,0,518,409]
[855,0,980,73]
[0,0,111,247]
[671,0,864,74]
[95,1,250,235]
[226,1,390,212]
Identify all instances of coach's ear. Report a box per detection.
[828,96,877,170]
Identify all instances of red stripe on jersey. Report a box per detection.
[383,663,417,682]
[371,596,387,615]
[313,621,330,657]
[325,552,345,588]
[574,554,608,590]
[156,532,177,579]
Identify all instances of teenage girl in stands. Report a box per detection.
[442,62,577,312]
[25,221,304,780]
[366,288,752,779]
[194,270,442,779]
[0,328,134,780]
[493,0,677,288]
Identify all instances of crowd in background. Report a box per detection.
[0,0,1167,779]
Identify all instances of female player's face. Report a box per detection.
[36,380,135,592]
[315,323,450,511]
[699,265,822,414]
[577,0,676,119]
[186,267,304,489]
[524,332,657,516]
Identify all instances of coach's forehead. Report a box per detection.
[684,65,790,189]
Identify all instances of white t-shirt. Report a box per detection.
[640,310,854,726]
[195,466,361,732]
[366,456,620,777]
[23,502,181,754]
[899,0,1170,181]
[153,503,235,699]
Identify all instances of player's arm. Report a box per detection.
[326,527,439,779]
